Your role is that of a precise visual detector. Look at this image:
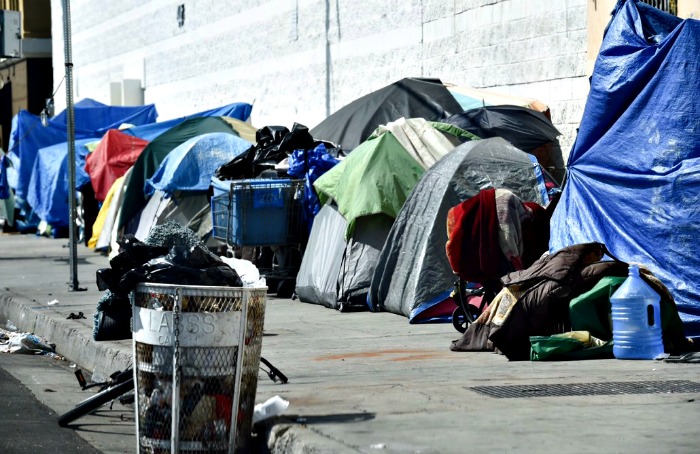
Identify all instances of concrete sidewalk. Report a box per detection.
[1,233,699,453]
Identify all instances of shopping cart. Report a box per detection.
[211,178,305,296]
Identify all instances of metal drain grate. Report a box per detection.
[469,380,700,399]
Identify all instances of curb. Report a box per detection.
[265,423,358,454]
[0,291,132,375]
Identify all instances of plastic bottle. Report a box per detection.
[610,264,664,360]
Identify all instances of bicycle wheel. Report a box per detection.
[58,379,134,427]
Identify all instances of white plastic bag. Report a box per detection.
[219,256,266,287]
[5,333,55,354]
[252,395,289,423]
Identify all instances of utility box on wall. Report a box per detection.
[0,10,21,58]
[109,79,144,106]
[122,79,144,106]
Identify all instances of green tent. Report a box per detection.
[314,118,475,238]
[117,117,238,230]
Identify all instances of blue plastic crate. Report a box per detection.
[211,179,303,246]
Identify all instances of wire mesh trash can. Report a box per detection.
[131,283,267,453]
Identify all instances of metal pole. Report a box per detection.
[62,0,80,291]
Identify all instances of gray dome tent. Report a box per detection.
[369,137,549,321]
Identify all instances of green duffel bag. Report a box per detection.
[530,331,613,361]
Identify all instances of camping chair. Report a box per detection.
[446,188,550,333]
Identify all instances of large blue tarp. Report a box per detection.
[7,99,157,204]
[550,0,700,338]
[50,98,158,138]
[26,138,96,227]
[145,133,251,196]
[6,112,66,202]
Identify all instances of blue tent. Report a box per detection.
[6,112,66,201]
[26,138,96,227]
[145,133,251,196]
[550,0,700,338]
[8,99,157,204]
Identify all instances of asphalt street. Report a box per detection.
[0,353,103,454]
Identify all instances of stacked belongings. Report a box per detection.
[212,124,340,297]
[444,188,550,332]
[446,188,550,301]
[93,222,242,341]
[215,123,339,181]
[450,241,694,361]
[216,123,341,234]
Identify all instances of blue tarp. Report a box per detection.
[50,98,158,138]
[26,138,96,227]
[550,0,700,338]
[288,143,340,232]
[145,133,251,196]
[19,101,253,228]
[6,112,66,202]
[123,102,253,142]
[8,99,157,204]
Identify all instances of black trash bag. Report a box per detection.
[96,235,169,293]
[95,267,120,292]
[109,235,169,277]
[215,123,333,179]
[119,245,243,291]
[94,222,241,341]
[215,125,290,179]
[92,291,132,341]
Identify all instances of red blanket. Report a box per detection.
[446,189,502,284]
[445,190,550,285]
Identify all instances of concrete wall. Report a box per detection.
[50,0,589,161]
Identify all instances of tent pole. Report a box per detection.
[63,0,82,292]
